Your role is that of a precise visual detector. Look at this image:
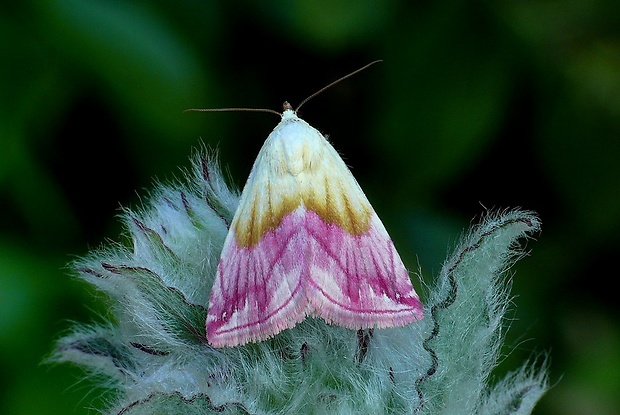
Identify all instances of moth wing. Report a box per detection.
[207,112,423,347]
[305,210,423,328]
[299,144,423,328]
[206,216,309,347]
[206,136,309,348]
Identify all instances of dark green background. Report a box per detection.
[2,1,619,413]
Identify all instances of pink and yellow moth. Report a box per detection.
[206,100,423,347]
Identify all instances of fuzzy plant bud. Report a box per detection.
[51,149,548,414]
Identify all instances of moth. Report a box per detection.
[198,64,423,347]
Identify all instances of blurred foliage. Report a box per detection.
[1,1,619,414]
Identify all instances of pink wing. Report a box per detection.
[207,208,422,347]
[207,209,308,347]
[304,210,423,328]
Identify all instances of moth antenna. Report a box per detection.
[186,60,381,116]
[184,107,281,117]
[295,60,382,112]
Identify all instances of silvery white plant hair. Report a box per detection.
[51,148,548,414]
